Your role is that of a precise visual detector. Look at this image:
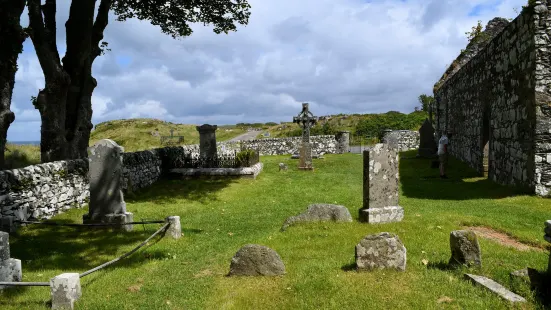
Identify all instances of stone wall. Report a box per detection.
[0,160,89,225]
[181,134,344,156]
[434,1,551,195]
[382,130,420,151]
[121,149,163,193]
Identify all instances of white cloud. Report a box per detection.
[9,0,526,141]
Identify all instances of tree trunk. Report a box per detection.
[28,0,109,163]
[0,0,26,169]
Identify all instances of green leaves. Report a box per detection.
[111,0,251,38]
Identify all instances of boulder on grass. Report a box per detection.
[355,232,406,271]
[228,244,285,276]
[449,230,481,267]
[281,204,353,231]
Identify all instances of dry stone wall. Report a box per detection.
[382,130,419,152]
[434,1,551,195]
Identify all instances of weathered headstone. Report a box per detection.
[0,232,22,289]
[355,232,406,271]
[83,139,133,231]
[228,244,285,276]
[336,131,350,153]
[166,216,182,239]
[418,119,437,158]
[449,230,481,267]
[293,103,318,170]
[281,203,353,231]
[196,124,218,167]
[50,273,82,309]
[359,144,404,223]
[279,163,288,171]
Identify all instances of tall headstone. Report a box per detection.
[335,131,350,154]
[359,144,404,224]
[0,232,22,289]
[83,139,133,231]
[196,124,218,167]
[544,220,551,272]
[417,119,437,158]
[293,103,318,170]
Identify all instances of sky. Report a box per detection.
[10,0,527,141]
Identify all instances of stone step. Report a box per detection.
[464,274,526,303]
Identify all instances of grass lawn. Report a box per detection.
[1,151,550,309]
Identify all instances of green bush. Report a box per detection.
[236,149,257,167]
[354,111,426,140]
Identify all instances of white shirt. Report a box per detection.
[437,135,448,155]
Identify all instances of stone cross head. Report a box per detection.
[292,102,318,129]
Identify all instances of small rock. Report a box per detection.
[544,220,551,236]
[355,232,406,271]
[228,244,285,276]
[281,204,353,231]
[449,230,481,267]
[278,163,288,171]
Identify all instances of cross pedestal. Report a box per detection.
[293,103,317,171]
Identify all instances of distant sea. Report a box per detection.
[8,141,40,146]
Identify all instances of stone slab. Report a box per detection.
[169,162,263,179]
[0,231,9,261]
[355,232,406,271]
[362,144,399,210]
[0,258,22,289]
[83,212,133,232]
[359,206,404,224]
[545,220,551,236]
[50,273,82,310]
[291,154,324,159]
[464,273,526,303]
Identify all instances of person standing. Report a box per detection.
[438,132,449,179]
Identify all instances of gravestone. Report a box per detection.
[355,232,406,271]
[359,144,404,223]
[335,131,350,153]
[292,103,318,170]
[196,124,218,167]
[280,203,353,231]
[449,230,481,267]
[228,244,285,276]
[0,232,22,289]
[418,119,437,158]
[83,139,133,231]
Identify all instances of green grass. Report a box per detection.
[2,151,550,309]
[90,118,246,152]
[4,143,41,169]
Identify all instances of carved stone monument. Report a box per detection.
[0,232,22,289]
[196,124,218,167]
[418,119,437,158]
[293,103,318,170]
[359,144,404,224]
[83,139,133,231]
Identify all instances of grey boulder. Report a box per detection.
[355,232,406,271]
[228,244,285,276]
[281,203,353,231]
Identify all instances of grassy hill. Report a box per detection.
[260,111,428,143]
[89,118,246,152]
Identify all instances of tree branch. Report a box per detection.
[91,0,112,62]
[41,0,60,63]
[27,0,59,79]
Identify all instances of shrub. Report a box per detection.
[236,149,257,167]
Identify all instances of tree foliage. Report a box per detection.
[354,111,427,140]
[417,94,434,112]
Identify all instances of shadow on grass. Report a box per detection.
[340,262,357,272]
[9,219,174,273]
[527,268,551,307]
[399,150,527,200]
[126,177,236,205]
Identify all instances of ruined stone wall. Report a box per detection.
[382,130,419,151]
[434,4,550,193]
